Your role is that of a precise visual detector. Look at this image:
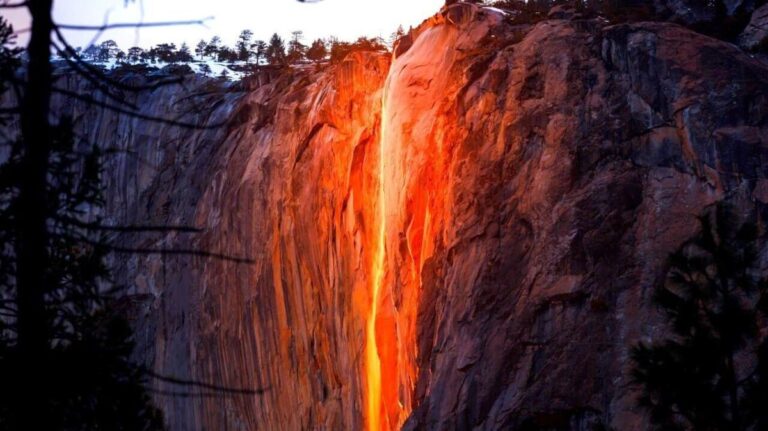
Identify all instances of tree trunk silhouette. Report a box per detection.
[727,352,741,430]
[16,0,53,428]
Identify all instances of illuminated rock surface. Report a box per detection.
[46,4,768,430]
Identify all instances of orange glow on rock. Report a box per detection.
[363,19,460,430]
[365,23,456,424]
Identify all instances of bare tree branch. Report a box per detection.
[145,369,266,395]
[55,216,203,233]
[104,245,254,264]
[56,17,213,32]
[148,389,258,398]
[51,86,227,130]
[0,2,27,9]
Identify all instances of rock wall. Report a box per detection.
[74,54,390,430]
[40,3,768,430]
[387,5,768,430]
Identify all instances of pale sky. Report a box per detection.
[5,0,444,50]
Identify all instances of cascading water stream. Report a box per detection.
[366,83,389,431]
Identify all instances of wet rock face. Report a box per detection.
[42,5,768,430]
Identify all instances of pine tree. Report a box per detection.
[204,35,221,59]
[217,46,237,63]
[0,8,164,430]
[286,30,306,64]
[632,204,768,430]
[0,117,166,431]
[266,33,286,65]
[153,43,177,63]
[177,42,193,63]
[251,40,267,65]
[306,39,327,63]
[0,16,21,128]
[82,45,100,61]
[236,29,253,62]
[126,47,144,64]
[195,40,207,60]
[97,40,119,62]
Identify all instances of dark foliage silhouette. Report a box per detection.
[0,2,262,429]
[631,204,768,430]
[0,16,21,128]
[0,106,166,429]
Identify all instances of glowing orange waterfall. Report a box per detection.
[365,51,426,431]
[366,88,388,431]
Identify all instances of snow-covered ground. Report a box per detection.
[57,57,252,81]
[189,60,249,80]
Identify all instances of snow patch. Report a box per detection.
[481,6,509,16]
[59,57,251,81]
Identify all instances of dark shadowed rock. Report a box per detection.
[393,9,768,431]
[657,0,716,24]
[741,3,768,50]
[548,5,577,20]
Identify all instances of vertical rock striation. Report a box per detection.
[47,55,391,430]
[26,3,768,429]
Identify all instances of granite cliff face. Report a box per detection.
[45,4,768,430]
